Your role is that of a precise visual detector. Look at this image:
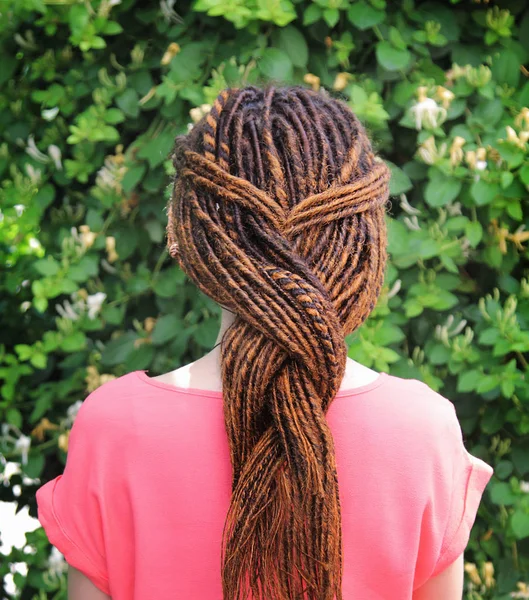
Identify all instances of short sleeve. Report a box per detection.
[413,398,494,590]
[36,389,112,596]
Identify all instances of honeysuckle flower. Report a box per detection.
[511,582,529,599]
[42,107,59,121]
[399,193,421,216]
[466,148,488,170]
[31,418,59,442]
[482,562,495,588]
[304,73,320,92]
[333,72,352,91]
[386,279,401,299]
[410,86,447,130]
[14,435,31,465]
[161,42,180,65]
[464,562,482,586]
[189,104,211,123]
[403,215,421,231]
[86,292,106,319]
[105,236,119,262]
[446,201,463,216]
[47,547,68,579]
[58,431,70,453]
[417,135,447,164]
[489,219,510,254]
[436,85,455,109]
[26,136,50,163]
[160,0,181,24]
[505,126,527,149]
[25,164,42,184]
[48,145,62,170]
[450,136,466,167]
[63,400,83,428]
[56,298,81,321]
[507,225,529,251]
[78,224,96,249]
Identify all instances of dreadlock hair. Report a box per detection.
[165,83,390,600]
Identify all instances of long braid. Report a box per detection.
[166,84,390,600]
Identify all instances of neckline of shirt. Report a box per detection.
[135,369,389,399]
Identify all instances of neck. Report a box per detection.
[214,307,237,346]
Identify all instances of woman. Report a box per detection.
[36,84,494,600]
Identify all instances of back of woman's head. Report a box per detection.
[166,84,390,600]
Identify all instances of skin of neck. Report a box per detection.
[214,307,237,346]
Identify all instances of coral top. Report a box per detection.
[36,370,493,599]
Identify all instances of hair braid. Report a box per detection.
[166,84,390,600]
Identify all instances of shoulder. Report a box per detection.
[380,374,463,454]
[71,371,138,442]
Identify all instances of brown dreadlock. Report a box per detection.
[165,84,390,600]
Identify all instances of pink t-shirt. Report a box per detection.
[36,370,493,599]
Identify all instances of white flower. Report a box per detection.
[86,292,106,319]
[14,435,31,465]
[160,0,182,23]
[403,215,421,231]
[410,87,447,130]
[25,136,50,163]
[399,194,421,216]
[14,204,25,217]
[25,164,42,184]
[387,279,401,299]
[28,237,41,250]
[56,298,81,321]
[42,107,59,121]
[48,145,63,170]
[520,481,529,493]
[47,547,68,579]
[476,160,487,171]
[65,400,83,427]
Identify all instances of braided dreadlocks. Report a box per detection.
[165,84,390,600]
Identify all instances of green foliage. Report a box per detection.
[1,0,529,598]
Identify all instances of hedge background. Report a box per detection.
[1,0,529,598]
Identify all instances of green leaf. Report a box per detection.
[153,267,186,298]
[258,48,293,81]
[276,26,308,67]
[323,8,340,28]
[512,510,529,540]
[126,343,155,371]
[465,221,483,247]
[470,179,500,206]
[23,454,45,479]
[122,163,146,193]
[457,369,481,392]
[303,4,321,25]
[100,331,137,366]
[424,173,462,207]
[376,41,411,71]
[494,460,513,480]
[347,0,385,30]
[152,314,181,345]
[491,47,520,88]
[490,481,517,506]
[60,331,87,352]
[137,126,178,168]
[6,408,22,429]
[116,89,139,118]
[387,161,413,195]
[34,257,60,276]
